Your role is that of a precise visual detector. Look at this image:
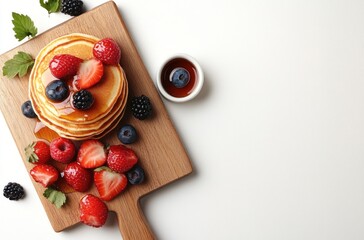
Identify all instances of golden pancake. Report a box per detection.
[30,81,128,137]
[29,33,128,140]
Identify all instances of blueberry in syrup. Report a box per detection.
[169,67,190,88]
[45,80,69,102]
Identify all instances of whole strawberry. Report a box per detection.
[50,137,76,163]
[80,194,108,227]
[107,145,138,173]
[64,162,92,192]
[93,38,121,65]
[25,141,51,164]
[49,54,82,79]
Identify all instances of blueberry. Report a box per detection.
[21,100,37,118]
[126,165,145,184]
[117,124,137,144]
[45,80,69,102]
[169,67,190,88]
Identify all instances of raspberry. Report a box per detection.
[50,137,76,163]
[93,38,121,65]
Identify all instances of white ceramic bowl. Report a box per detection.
[156,54,204,102]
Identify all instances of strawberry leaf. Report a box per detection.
[43,188,66,208]
[12,12,38,41]
[24,142,39,163]
[40,0,60,14]
[2,52,34,78]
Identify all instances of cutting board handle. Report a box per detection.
[116,199,155,240]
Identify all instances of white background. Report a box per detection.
[1,0,364,239]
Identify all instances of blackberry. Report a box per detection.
[3,182,25,200]
[72,90,94,110]
[61,0,84,16]
[131,95,152,120]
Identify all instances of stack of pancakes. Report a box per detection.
[29,33,128,140]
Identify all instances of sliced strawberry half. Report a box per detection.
[94,166,128,201]
[75,58,104,89]
[30,164,59,187]
[77,139,107,169]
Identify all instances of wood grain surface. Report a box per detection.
[0,2,192,239]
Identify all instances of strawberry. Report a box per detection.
[80,194,108,228]
[94,167,128,201]
[75,58,104,89]
[30,164,59,187]
[50,137,76,163]
[107,145,138,173]
[49,54,82,79]
[93,38,121,65]
[63,162,92,192]
[77,140,106,169]
[25,141,51,164]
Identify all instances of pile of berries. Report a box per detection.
[25,136,145,227]
[45,38,121,110]
[17,34,155,228]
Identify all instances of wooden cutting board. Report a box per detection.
[0,1,192,239]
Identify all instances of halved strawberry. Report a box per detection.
[30,164,59,187]
[94,166,128,201]
[77,140,107,169]
[75,58,104,89]
[80,194,108,228]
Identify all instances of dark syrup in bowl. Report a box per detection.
[161,58,198,98]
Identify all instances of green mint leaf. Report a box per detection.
[40,0,60,14]
[43,188,66,209]
[12,12,38,41]
[2,51,35,78]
